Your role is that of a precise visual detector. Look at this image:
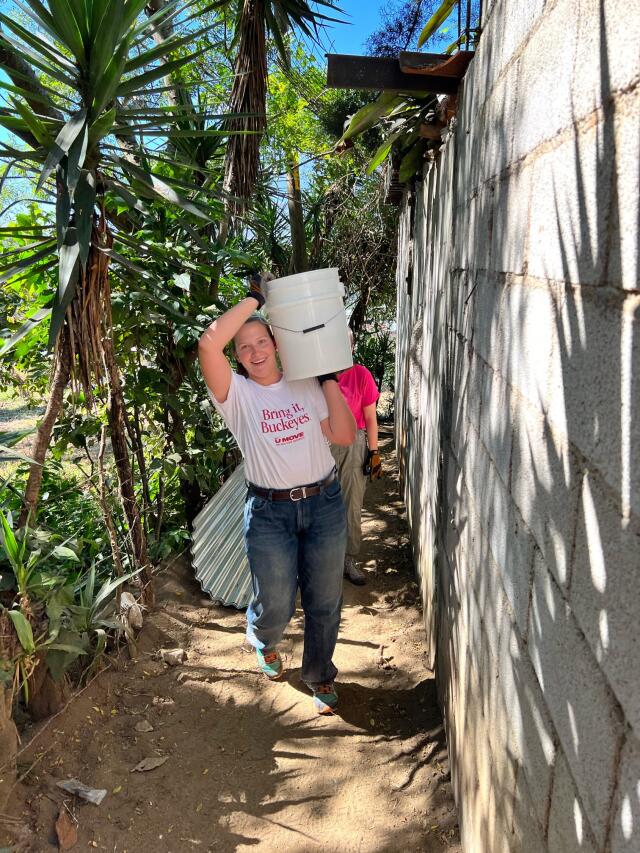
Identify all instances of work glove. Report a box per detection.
[363,448,382,480]
[246,271,273,308]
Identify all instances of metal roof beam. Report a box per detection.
[326,53,461,95]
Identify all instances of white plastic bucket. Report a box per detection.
[265,268,353,381]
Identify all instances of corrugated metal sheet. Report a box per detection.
[191,462,253,609]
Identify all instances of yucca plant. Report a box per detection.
[0,0,226,601]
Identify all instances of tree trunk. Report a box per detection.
[91,238,153,605]
[159,337,203,527]
[18,329,71,527]
[222,0,267,211]
[125,398,151,533]
[145,0,183,108]
[349,281,372,339]
[103,333,153,605]
[0,35,63,121]
[97,425,125,577]
[26,656,69,720]
[287,156,308,274]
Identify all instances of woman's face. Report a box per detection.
[234,321,280,384]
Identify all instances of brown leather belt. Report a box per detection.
[247,470,337,502]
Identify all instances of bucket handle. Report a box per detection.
[269,307,345,336]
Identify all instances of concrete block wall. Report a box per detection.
[394,0,639,850]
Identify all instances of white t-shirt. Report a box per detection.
[209,372,335,489]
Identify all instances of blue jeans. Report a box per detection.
[243,479,347,684]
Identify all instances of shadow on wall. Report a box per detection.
[430,3,638,852]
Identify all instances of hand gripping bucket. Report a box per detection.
[265,268,353,381]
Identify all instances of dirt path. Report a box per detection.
[3,431,461,853]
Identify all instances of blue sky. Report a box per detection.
[310,0,385,59]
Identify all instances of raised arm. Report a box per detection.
[198,296,260,403]
[320,377,356,446]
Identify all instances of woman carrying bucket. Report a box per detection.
[198,274,356,714]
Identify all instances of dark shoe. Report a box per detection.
[256,648,283,680]
[344,556,366,586]
[305,681,339,714]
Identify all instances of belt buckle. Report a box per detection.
[289,486,305,501]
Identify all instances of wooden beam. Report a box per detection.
[399,50,475,78]
[326,54,461,95]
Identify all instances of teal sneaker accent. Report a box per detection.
[308,681,338,714]
[256,649,283,680]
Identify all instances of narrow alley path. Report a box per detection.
[5,429,461,853]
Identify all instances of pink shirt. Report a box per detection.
[338,364,380,429]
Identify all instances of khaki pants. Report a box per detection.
[331,430,367,558]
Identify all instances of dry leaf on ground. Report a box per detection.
[131,756,168,773]
[55,808,78,850]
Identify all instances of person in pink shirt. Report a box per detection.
[331,330,382,585]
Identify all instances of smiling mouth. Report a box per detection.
[251,358,267,366]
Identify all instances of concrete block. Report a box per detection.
[486,750,519,853]
[466,4,503,98]
[466,582,487,684]
[472,273,504,367]
[452,198,472,271]
[480,364,513,487]
[453,272,476,344]
[467,185,495,273]
[485,584,555,828]
[529,559,624,846]
[547,288,640,518]
[473,458,533,635]
[510,400,581,589]
[490,162,533,276]
[479,601,536,830]
[448,387,466,464]
[461,420,489,510]
[510,768,549,853]
[473,280,559,420]
[527,119,613,287]
[610,731,640,853]
[457,499,485,601]
[497,504,535,637]
[513,0,578,161]
[466,350,485,433]
[478,64,520,184]
[457,86,483,193]
[606,88,640,292]
[572,0,640,123]
[479,584,513,675]
[493,604,557,829]
[466,429,495,531]
[570,470,640,732]
[495,0,546,72]
[457,681,501,853]
[483,608,555,840]
[547,750,599,853]
[499,282,557,414]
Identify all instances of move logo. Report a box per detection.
[275,432,305,445]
